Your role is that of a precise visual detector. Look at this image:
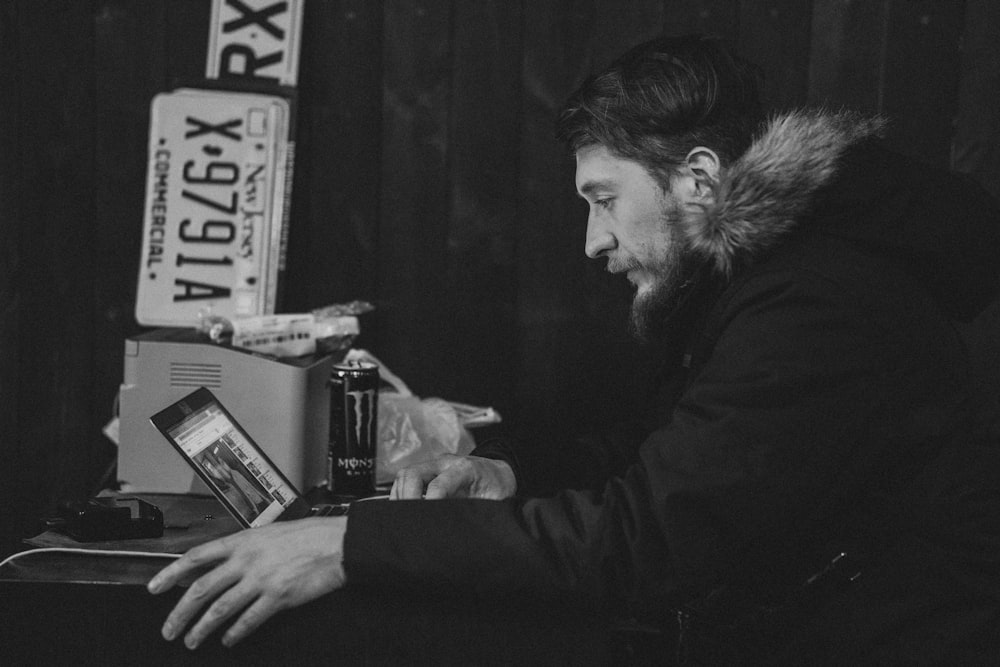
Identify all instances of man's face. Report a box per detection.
[575,144,692,340]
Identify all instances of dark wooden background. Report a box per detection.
[1,0,998,555]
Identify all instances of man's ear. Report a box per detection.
[685,147,721,203]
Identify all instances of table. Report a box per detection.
[0,494,618,666]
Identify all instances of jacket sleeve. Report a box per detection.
[343,267,961,606]
[469,418,662,497]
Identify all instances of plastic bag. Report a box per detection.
[343,349,499,485]
[377,395,476,484]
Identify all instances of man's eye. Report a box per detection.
[595,198,613,210]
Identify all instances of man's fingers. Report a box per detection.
[391,460,446,499]
[389,469,412,499]
[221,595,282,647]
[389,456,514,500]
[182,581,258,649]
[161,564,241,643]
[390,468,423,499]
[390,455,480,500]
[148,537,232,594]
[424,464,471,499]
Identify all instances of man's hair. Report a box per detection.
[555,34,764,184]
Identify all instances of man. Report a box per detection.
[149,35,1000,663]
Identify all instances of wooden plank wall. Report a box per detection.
[1,0,997,551]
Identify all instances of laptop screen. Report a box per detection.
[162,396,300,527]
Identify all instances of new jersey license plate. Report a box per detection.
[136,89,292,327]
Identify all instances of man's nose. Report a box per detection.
[585,214,615,258]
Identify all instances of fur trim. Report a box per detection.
[684,109,886,277]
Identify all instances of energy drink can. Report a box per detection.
[327,360,379,497]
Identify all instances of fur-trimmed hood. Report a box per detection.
[682,109,1000,321]
[684,109,886,277]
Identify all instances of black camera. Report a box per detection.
[51,497,164,542]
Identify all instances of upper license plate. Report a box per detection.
[136,89,292,327]
[206,0,304,87]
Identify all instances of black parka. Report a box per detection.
[344,111,1000,664]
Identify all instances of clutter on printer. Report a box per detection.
[198,299,375,358]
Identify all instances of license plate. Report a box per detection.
[136,89,292,327]
[206,0,304,86]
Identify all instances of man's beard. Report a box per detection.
[628,204,696,343]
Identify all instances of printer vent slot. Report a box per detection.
[170,363,223,388]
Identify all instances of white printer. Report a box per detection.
[118,328,334,494]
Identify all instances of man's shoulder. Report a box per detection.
[703,233,959,347]
[718,233,912,308]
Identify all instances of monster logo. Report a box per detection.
[345,388,377,454]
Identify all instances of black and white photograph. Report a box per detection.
[2,1,998,664]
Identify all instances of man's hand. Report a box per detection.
[390,454,516,500]
[147,516,347,649]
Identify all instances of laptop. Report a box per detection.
[150,386,348,528]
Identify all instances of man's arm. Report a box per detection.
[147,516,348,649]
[345,268,940,604]
[391,418,659,500]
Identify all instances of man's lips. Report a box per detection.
[607,263,640,277]
[606,264,642,289]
